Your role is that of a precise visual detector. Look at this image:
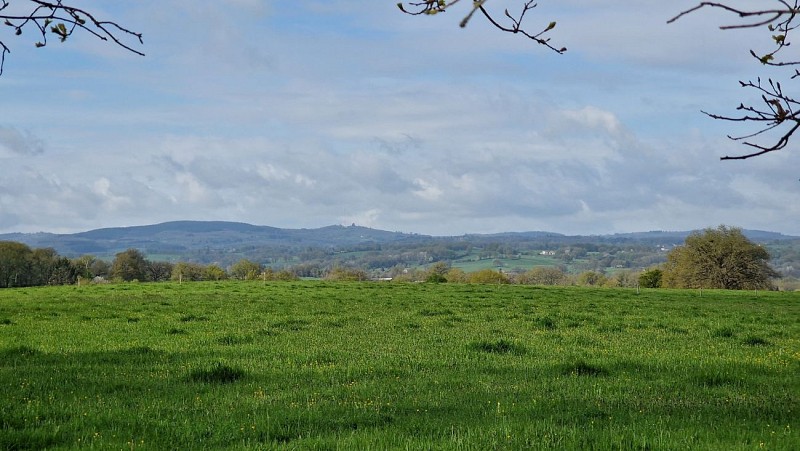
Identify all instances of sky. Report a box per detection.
[1,0,799,236]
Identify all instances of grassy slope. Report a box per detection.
[0,282,798,449]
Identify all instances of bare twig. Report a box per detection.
[671,1,800,159]
[398,0,565,53]
[0,0,143,75]
[700,78,800,159]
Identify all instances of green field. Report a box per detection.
[1,282,798,449]
[452,254,560,272]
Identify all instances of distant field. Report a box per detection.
[452,254,560,272]
[0,282,798,449]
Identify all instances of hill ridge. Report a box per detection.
[0,220,796,262]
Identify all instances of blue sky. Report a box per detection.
[1,0,799,236]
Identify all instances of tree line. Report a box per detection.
[0,244,300,288]
[0,226,783,290]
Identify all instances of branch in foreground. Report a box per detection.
[670,2,800,159]
[704,78,800,159]
[398,0,565,53]
[669,1,800,67]
[0,0,143,76]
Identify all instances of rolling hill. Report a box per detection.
[1,221,795,262]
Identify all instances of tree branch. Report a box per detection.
[0,0,143,76]
[397,0,565,53]
[671,1,800,159]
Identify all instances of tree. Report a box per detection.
[229,259,261,280]
[425,261,450,283]
[577,271,607,287]
[48,256,76,285]
[0,241,79,287]
[515,266,567,286]
[605,270,638,288]
[28,247,58,285]
[444,267,467,283]
[401,1,800,160]
[111,248,148,282]
[398,0,565,53]
[668,2,800,159]
[72,254,96,280]
[90,258,111,279]
[638,268,663,289]
[171,262,204,282]
[148,261,174,282]
[0,0,143,76]
[662,226,778,290]
[0,241,32,287]
[204,264,228,281]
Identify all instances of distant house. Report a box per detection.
[539,250,556,256]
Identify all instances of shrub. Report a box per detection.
[444,268,467,283]
[467,269,510,284]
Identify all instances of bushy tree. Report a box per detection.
[90,259,111,279]
[605,270,638,288]
[29,247,59,284]
[48,256,77,285]
[111,248,148,282]
[171,262,205,282]
[230,259,261,280]
[148,261,174,282]
[639,268,663,289]
[425,261,450,283]
[204,264,228,281]
[662,226,778,290]
[577,271,607,287]
[0,241,31,287]
[444,267,467,283]
[515,266,567,286]
[72,255,96,280]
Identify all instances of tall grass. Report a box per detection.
[0,282,798,449]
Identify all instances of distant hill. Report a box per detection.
[0,221,430,257]
[0,221,796,261]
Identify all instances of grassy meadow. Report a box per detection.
[0,282,798,449]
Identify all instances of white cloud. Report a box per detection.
[412,178,443,202]
[92,178,132,211]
